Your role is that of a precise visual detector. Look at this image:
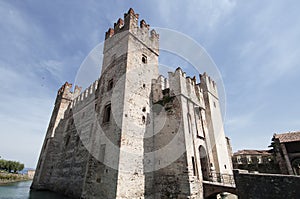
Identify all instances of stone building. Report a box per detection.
[271,131,300,175]
[232,150,280,174]
[31,8,233,199]
[27,169,35,179]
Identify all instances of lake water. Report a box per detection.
[0,181,70,199]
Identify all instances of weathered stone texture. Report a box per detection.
[31,8,232,199]
[234,169,300,199]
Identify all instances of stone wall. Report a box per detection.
[234,169,300,199]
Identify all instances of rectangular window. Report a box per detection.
[103,104,111,123]
[100,144,106,162]
[192,156,196,176]
[107,79,113,91]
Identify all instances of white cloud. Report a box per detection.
[232,2,300,87]
[40,60,65,84]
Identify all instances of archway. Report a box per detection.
[199,146,210,180]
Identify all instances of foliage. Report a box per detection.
[0,158,24,173]
[0,172,30,184]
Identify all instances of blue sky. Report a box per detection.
[0,0,300,168]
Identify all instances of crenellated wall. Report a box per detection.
[102,8,159,74]
[153,67,205,109]
[150,67,230,198]
[71,80,98,110]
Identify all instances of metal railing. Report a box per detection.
[207,172,235,186]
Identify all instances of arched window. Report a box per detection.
[292,158,300,175]
[103,104,111,123]
[107,79,114,91]
[199,146,210,180]
[187,113,192,134]
[142,54,147,64]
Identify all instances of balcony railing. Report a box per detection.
[207,172,235,186]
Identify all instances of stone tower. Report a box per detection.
[200,73,233,175]
[98,8,160,198]
[31,8,233,199]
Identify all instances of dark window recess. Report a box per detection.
[142,107,146,112]
[142,54,147,64]
[187,113,192,134]
[107,79,114,91]
[192,156,196,176]
[213,101,216,108]
[142,83,146,88]
[65,135,70,146]
[103,104,111,123]
[142,115,146,124]
[224,165,227,169]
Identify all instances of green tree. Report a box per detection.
[18,163,24,172]
[0,159,25,173]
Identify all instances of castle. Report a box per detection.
[31,8,233,199]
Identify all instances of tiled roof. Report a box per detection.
[233,150,271,156]
[274,131,300,143]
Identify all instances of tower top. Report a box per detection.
[105,8,159,40]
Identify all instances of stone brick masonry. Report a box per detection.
[31,8,232,199]
[234,170,300,199]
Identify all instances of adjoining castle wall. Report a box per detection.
[234,169,300,199]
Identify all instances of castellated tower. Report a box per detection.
[200,73,233,176]
[31,8,233,199]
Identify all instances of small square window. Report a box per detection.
[142,54,147,64]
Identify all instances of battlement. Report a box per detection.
[105,8,159,41]
[57,82,72,95]
[71,80,99,109]
[56,82,76,103]
[199,72,218,98]
[54,79,101,113]
[153,67,207,107]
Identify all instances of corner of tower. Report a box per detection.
[104,8,159,54]
[200,72,219,99]
[102,8,159,76]
[56,82,73,102]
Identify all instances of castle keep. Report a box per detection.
[31,8,233,199]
